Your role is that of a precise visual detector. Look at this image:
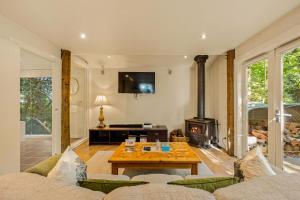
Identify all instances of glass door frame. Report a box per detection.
[274,38,300,168]
[240,53,277,165]
[238,38,300,168]
[20,72,53,137]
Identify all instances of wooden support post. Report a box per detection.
[227,49,235,156]
[191,164,198,175]
[61,49,71,152]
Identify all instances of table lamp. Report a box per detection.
[94,95,109,128]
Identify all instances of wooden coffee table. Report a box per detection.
[108,142,201,175]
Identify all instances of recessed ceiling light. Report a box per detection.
[201,33,207,40]
[184,55,188,59]
[107,55,111,59]
[80,33,86,39]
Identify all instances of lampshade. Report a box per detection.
[94,95,109,106]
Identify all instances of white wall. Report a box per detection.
[0,14,59,59]
[88,66,197,132]
[205,56,227,148]
[236,5,300,62]
[0,38,20,175]
[234,5,300,157]
[0,13,61,174]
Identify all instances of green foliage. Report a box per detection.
[248,48,300,104]
[20,77,52,135]
[283,48,300,103]
[248,60,268,103]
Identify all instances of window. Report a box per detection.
[20,77,52,135]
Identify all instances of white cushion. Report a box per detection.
[88,173,130,180]
[48,147,87,185]
[131,174,183,183]
[214,173,300,200]
[104,183,215,200]
[239,146,275,181]
[0,173,105,200]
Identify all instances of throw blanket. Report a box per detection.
[0,173,105,200]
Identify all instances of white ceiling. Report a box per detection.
[0,0,299,57]
[72,54,217,69]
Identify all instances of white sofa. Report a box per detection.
[214,173,300,200]
[1,172,300,200]
[0,173,105,200]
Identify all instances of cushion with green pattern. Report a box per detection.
[168,177,239,193]
[25,154,61,177]
[78,179,148,194]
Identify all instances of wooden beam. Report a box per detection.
[227,49,235,156]
[61,49,71,152]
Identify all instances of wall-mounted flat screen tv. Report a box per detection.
[118,72,155,94]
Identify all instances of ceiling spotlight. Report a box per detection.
[80,33,86,39]
[107,55,111,59]
[184,55,188,59]
[201,33,207,40]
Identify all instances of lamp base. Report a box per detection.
[97,123,106,128]
[98,105,105,128]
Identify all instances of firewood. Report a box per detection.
[290,139,299,147]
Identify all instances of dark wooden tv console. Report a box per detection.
[89,124,168,145]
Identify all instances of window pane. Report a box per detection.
[20,77,52,135]
[282,47,300,173]
[247,59,268,155]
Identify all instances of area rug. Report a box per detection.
[86,151,214,178]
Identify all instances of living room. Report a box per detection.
[1,1,300,199]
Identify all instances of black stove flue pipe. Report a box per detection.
[194,55,209,119]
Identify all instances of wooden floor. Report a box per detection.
[21,137,52,171]
[75,142,236,176]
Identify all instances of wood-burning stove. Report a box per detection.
[185,55,218,148]
[185,118,218,147]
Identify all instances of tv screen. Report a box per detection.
[118,72,155,94]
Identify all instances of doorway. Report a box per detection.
[246,59,269,156]
[275,42,300,173]
[70,61,88,146]
[240,39,300,172]
[20,50,56,171]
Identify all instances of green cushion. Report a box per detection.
[168,177,239,193]
[25,154,61,176]
[78,179,148,194]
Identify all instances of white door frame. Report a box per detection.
[20,68,52,140]
[69,58,90,148]
[239,54,276,162]
[235,38,300,168]
[274,38,300,168]
[19,50,61,155]
[51,60,62,154]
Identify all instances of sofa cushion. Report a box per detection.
[168,177,238,193]
[234,147,275,181]
[88,173,130,180]
[0,173,105,200]
[103,183,215,200]
[48,147,87,185]
[25,154,61,176]
[214,173,300,200]
[131,174,183,183]
[78,179,148,194]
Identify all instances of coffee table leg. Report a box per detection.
[191,164,198,175]
[112,163,118,175]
